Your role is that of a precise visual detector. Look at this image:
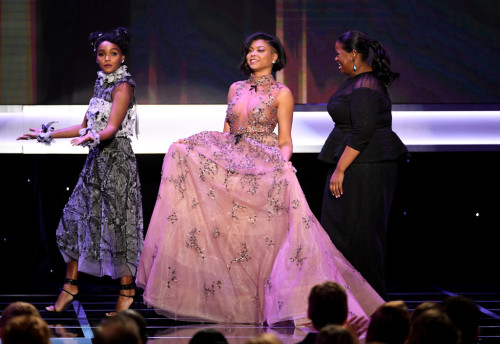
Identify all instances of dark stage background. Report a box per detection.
[1,151,500,293]
[1,0,500,293]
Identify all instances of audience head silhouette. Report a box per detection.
[366,301,410,344]
[308,281,348,330]
[407,308,459,344]
[316,324,357,344]
[118,309,148,344]
[0,314,50,344]
[0,302,40,330]
[94,313,143,344]
[410,301,439,324]
[440,295,481,344]
[189,328,228,344]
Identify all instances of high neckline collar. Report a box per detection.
[248,74,274,85]
[97,65,130,86]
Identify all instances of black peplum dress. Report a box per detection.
[318,71,408,299]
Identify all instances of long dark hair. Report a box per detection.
[239,32,287,76]
[89,27,131,56]
[337,30,399,87]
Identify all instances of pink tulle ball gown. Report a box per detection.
[136,74,384,325]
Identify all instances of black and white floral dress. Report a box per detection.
[56,65,143,279]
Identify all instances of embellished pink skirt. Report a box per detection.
[136,131,383,324]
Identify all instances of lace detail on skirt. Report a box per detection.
[57,137,144,279]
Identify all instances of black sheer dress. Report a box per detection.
[318,71,408,299]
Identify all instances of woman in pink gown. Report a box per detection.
[136,32,383,325]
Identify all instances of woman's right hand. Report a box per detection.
[17,128,42,140]
[329,146,359,198]
[329,168,344,198]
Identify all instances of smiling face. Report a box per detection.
[96,41,124,74]
[246,39,278,76]
[334,41,354,77]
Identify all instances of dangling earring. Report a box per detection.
[352,58,357,72]
[121,59,125,64]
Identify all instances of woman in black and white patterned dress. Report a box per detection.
[18,27,143,316]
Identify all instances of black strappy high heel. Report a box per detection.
[106,282,140,316]
[46,278,80,313]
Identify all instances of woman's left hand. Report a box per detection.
[286,160,297,173]
[71,133,93,146]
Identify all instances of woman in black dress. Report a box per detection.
[319,30,408,300]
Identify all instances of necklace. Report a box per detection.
[248,74,274,92]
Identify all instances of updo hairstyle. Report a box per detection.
[88,27,131,56]
[337,30,399,87]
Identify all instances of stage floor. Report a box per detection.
[1,287,499,344]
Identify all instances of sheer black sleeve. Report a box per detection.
[346,87,380,152]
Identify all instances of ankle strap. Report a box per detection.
[120,282,136,290]
[64,278,78,286]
